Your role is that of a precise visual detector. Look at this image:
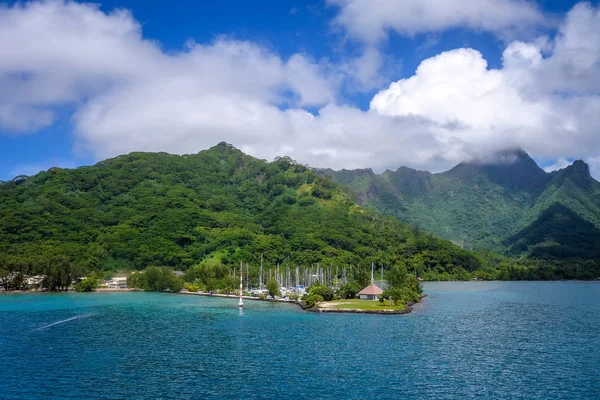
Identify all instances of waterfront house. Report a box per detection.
[357,283,383,300]
[358,263,383,300]
[106,277,128,289]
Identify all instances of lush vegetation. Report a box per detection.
[0,143,486,290]
[74,276,98,292]
[379,263,422,306]
[336,281,362,299]
[127,267,183,292]
[504,203,600,259]
[266,279,281,298]
[182,260,237,293]
[416,251,600,281]
[302,265,422,310]
[324,149,600,271]
[307,284,334,302]
[2,144,597,291]
[303,294,324,309]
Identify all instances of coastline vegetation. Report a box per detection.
[1,144,599,294]
[74,276,98,292]
[0,143,486,291]
[126,266,183,292]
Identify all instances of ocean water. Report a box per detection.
[0,282,599,399]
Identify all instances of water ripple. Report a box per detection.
[0,283,599,399]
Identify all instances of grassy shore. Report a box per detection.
[318,299,406,311]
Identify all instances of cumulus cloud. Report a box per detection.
[0,1,338,133]
[343,47,385,91]
[543,158,573,173]
[328,0,550,43]
[0,0,444,172]
[370,3,600,174]
[1,1,600,180]
[0,104,54,133]
[588,157,600,180]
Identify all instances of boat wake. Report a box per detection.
[34,313,94,331]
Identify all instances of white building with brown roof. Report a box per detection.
[358,263,383,300]
[357,283,383,300]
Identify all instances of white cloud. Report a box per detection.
[539,3,600,94]
[344,47,385,91]
[75,89,451,172]
[1,1,600,181]
[0,1,338,134]
[328,0,550,43]
[543,158,573,173]
[369,3,600,176]
[0,104,54,133]
[338,46,403,92]
[588,157,600,180]
[371,48,544,131]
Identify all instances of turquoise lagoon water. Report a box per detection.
[1,281,599,399]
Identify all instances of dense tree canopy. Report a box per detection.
[324,150,600,260]
[0,143,489,289]
[1,143,597,290]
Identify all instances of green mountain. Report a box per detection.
[0,143,481,278]
[505,203,600,259]
[323,149,600,259]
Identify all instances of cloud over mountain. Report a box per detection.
[0,1,599,179]
[370,3,600,170]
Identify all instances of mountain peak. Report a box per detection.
[204,142,245,157]
[210,141,239,151]
[551,159,593,186]
[451,148,548,192]
[569,160,591,176]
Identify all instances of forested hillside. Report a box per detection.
[0,143,481,287]
[323,149,600,260]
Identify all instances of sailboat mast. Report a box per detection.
[238,261,244,307]
[259,253,263,290]
[371,262,374,284]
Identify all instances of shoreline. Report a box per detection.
[2,278,597,296]
[1,287,425,315]
[179,290,426,315]
[312,295,426,315]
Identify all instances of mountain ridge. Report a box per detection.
[0,142,484,279]
[323,149,600,258]
[2,145,598,261]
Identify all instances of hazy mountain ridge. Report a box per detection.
[323,150,600,258]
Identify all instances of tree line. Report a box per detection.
[2,143,596,291]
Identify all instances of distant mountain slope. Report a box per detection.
[323,149,600,259]
[531,161,600,228]
[0,143,481,273]
[505,203,600,259]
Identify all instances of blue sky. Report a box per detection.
[1,0,599,180]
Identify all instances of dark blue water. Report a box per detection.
[1,282,599,399]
